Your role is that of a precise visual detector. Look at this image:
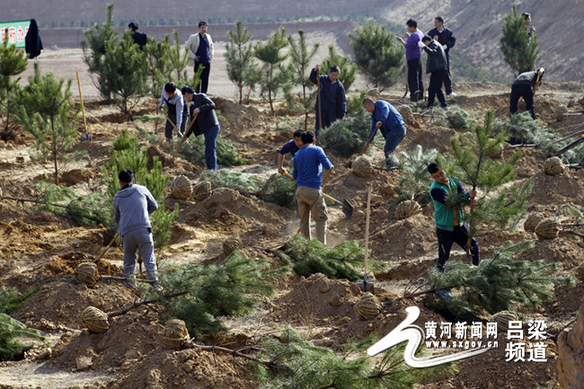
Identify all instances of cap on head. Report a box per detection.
[427,162,440,174]
[119,169,134,184]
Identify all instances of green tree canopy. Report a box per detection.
[500,4,539,75]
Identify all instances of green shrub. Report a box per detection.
[320,109,370,158]
[259,173,297,209]
[0,314,44,361]
[178,135,247,167]
[201,169,263,193]
[0,287,39,314]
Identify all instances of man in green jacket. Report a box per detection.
[428,162,480,272]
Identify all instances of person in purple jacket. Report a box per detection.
[397,19,425,102]
[293,131,333,244]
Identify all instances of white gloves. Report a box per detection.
[443,44,448,50]
[418,41,425,48]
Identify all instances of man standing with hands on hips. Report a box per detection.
[186,21,214,94]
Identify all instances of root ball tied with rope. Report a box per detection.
[543,157,565,176]
[193,181,212,201]
[162,319,190,349]
[81,306,110,333]
[535,218,559,239]
[75,262,100,287]
[491,310,518,333]
[351,156,374,178]
[354,292,381,320]
[524,212,545,232]
[396,200,422,220]
[170,175,193,200]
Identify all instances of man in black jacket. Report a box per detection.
[427,17,456,96]
[309,64,346,139]
[128,22,147,50]
[420,36,448,110]
[510,68,544,119]
[181,86,220,170]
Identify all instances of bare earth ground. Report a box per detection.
[1,46,584,389]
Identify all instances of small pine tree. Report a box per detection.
[393,145,438,202]
[0,29,28,141]
[254,27,291,115]
[0,313,44,362]
[500,4,539,75]
[349,22,404,90]
[320,109,371,158]
[225,20,256,104]
[286,29,319,130]
[321,43,358,91]
[0,288,39,315]
[18,64,82,185]
[80,3,119,100]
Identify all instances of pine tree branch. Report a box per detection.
[555,136,584,156]
[107,291,187,317]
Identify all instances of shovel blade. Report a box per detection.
[81,134,93,141]
[342,198,354,220]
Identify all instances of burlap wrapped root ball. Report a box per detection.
[223,236,242,256]
[397,105,415,126]
[81,306,110,333]
[543,157,564,176]
[555,105,569,121]
[524,212,544,232]
[396,200,422,220]
[491,310,519,333]
[162,319,190,349]
[75,262,100,287]
[354,292,381,320]
[535,218,559,240]
[352,156,374,178]
[193,181,212,201]
[170,175,193,200]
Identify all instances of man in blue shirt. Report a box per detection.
[186,21,214,94]
[278,130,304,174]
[363,98,407,169]
[293,131,333,244]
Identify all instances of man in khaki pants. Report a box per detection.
[293,131,333,244]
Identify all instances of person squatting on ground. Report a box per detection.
[427,16,456,96]
[180,85,220,170]
[186,21,214,94]
[362,98,407,169]
[278,130,304,174]
[427,163,480,272]
[293,131,333,244]
[309,64,347,139]
[157,82,184,142]
[420,36,449,110]
[510,68,544,120]
[114,170,161,290]
[128,22,147,50]
[397,19,424,102]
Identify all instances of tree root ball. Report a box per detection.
[396,200,422,220]
[351,156,374,178]
[75,262,100,287]
[555,105,569,121]
[223,236,242,256]
[81,306,110,333]
[193,181,212,201]
[543,157,565,176]
[524,213,545,232]
[535,218,559,240]
[170,176,193,200]
[162,319,190,349]
[491,310,518,333]
[354,292,381,320]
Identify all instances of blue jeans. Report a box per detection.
[204,124,220,170]
[382,124,406,168]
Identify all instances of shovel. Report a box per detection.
[282,170,353,220]
[76,71,92,141]
[96,232,119,261]
[360,187,374,292]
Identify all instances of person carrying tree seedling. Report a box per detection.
[309,64,346,139]
[278,130,304,174]
[427,162,480,272]
[157,82,184,142]
[510,68,544,119]
[427,16,456,97]
[396,19,424,102]
[362,98,407,170]
[114,170,162,291]
[419,35,449,111]
[293,131,333,244]
[181,85,220,170]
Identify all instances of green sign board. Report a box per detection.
[0,20,31,48]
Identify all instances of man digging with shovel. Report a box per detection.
[114,170,162,291]
[156,82,184,143]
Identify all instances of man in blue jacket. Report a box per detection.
[114,170,161,290]
[293,131,333,244]
[363,98,407,169]
[427,17,456,96]
[428,162,480,272]
[309,64,347,138]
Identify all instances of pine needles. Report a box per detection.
[258,173,297,209]
[0,287,39,314]
[320,109,371,158]
[0,314,44,361]
[392,145,438,202]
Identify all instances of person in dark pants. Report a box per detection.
[510,68,544,119]
[397,19,424,102]
[363,98,407,169]
[420,36,448,110]
[156,82,183,142]
[428,162,480,272]
[181,85,220,170]
[114,170,161,291]
[186,21,214,94]
[427,17,456,96]
[309,64,346,139]
[278,130,304,174]
[128,22,147,50]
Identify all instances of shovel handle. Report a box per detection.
[76,71,89,137]
[282,170,341,204]
[96,232,119,261]
[364,188,371,275]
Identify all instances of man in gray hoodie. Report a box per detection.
[113,170,160,290]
